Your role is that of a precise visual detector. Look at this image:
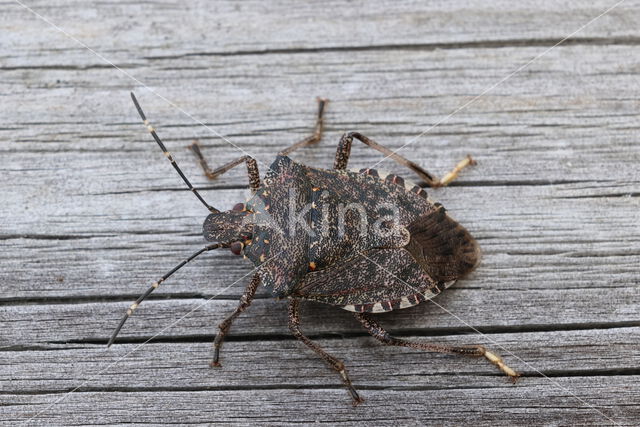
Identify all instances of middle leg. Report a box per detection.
[288,299,364,406]
[334,131,476,187]
[354,312,519,380]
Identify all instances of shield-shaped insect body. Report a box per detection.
[109,93,518,406]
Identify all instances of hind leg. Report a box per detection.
[288,299,363,406]
[334,131,475,187]
[354,312,519,380]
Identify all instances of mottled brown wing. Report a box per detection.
[405,205,481,282]
[292,248,448,313]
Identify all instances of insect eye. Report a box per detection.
[230,241,244,255]
[232,203,245,212]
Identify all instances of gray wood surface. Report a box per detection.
[2,0,639,425]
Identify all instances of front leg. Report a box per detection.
[279,97,328,156]
[211,274,261,367]
[189,143,261,192]
[288,299,364,406]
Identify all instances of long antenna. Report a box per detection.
[108,243,223,346]
[130,92,220,213]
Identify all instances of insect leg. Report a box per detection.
[192,97,327,185]
[189,144,261,192]
[107,243,223,347]
[210,273,261,367]
[279,97,328,156]
[130,92,219,213]
[354,312,519,381]
[288,299,364,406]
[333,131,476,187]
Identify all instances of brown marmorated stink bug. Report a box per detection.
[109,93,519,405]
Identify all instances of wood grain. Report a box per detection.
[2,0,639,425]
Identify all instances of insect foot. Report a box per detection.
[437,154,477,187]
[339,367,364,407]
[210,331,225,368]
[476,346,520,381]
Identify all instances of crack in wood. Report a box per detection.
[142,37,640,60]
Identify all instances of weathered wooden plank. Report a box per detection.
[3,377,638,425]
[3,45,640,168]
[4,0,640,63]
[3,0,640,425]
[2,328,638,393]
[2,287,639,346]
[3,41,640,176]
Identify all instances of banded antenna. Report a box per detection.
[130,92,220,213]
[108,243,223,346]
